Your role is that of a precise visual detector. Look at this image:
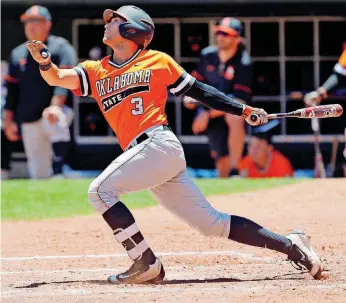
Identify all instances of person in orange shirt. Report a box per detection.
[239,120,294,178]
[26,5,323,284]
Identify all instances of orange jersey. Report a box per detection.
[334,49,346,75]
[239,150,294,178]
[72,49,195,150]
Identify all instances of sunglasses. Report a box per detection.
[24,18,45,24]
[215,31,238,37]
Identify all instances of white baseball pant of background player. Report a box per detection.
[88,124,231,258]
[21,105,74,179]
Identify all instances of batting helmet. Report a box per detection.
[103,6,155,48]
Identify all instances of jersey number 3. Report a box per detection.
[131,97,144,115]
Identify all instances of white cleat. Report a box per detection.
[108,258,165,284]
[286,229,324,279]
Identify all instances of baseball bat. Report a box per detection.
[250,104,343,123]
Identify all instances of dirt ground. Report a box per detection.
[1,179,346,303]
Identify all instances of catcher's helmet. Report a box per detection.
[103,6,155,48]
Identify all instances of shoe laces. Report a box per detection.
[289,260,304,271]
[287,244,311,272]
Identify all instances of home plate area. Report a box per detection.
[2,179,346,302]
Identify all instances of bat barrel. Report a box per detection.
[302,104,343,118]
[249,104,343,124]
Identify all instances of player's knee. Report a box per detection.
[190,209,231,238]
[193,224,217,237]
[88,179,119,215]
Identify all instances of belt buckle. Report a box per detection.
[131,138,138,148]
[126,139,137,151]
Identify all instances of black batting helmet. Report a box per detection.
[103,6,155,48]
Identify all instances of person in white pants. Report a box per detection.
[20,105,74,178]
[3,5,77,178]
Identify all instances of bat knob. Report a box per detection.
[250,114,258,122]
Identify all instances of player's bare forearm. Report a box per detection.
[39,62,59,85]
[26,40,80,91]
[40,63,80,90]
[184,80,247,116]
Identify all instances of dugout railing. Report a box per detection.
[72,16,346,146]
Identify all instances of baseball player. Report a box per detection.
[3,5,77,179]
[304,49,346,176]
[184,18,252,177]
[26,5,323,284]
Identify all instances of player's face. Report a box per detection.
[215,31,240,50]
[103,16,126,46]
[248,137,270,163]
[24,19,51,41]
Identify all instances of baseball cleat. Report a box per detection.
[108,257,165,284]
[286,229,324,279]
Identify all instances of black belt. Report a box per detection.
[127,125,171,151]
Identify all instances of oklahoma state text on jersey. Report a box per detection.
[72,50,195,150]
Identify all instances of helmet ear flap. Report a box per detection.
[126,28,136,34]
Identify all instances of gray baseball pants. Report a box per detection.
[88,125,231,239]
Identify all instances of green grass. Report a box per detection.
[1,178,301,221]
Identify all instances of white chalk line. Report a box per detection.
[1,250,276,262]
[1,263,280,275]
[2,283,345,299]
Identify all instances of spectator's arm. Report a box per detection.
[232,52,253,103]
[3,52,20,115]
[3,52,21,141]
[313,50,346,101]
[50,95,67,107]
[318,72,346,98]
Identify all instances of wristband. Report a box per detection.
[241,105,252,117]
[39,61,52,71]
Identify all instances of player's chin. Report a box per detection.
[26,34,40,42]
[102,36,111,45]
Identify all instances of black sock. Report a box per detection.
[229,168,240,177]
[52,142,69,175]
[229,215,292,255]
[102,201,156,263]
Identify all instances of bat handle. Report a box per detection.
[250,113,276,123]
